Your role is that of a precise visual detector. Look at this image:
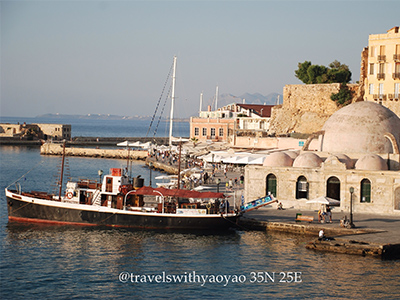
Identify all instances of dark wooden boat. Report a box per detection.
[6,167,240,230]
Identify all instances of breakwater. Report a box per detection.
[0,136,176,146]
[40,142,148,160]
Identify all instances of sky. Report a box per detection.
[1,0,399,118]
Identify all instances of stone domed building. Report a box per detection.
[245,101,400,215]
[321,101,400,154]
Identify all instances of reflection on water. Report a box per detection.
[3,223,400,299]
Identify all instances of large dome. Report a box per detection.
[321,101,400,154]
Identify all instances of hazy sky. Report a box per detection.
[1,0,399,118]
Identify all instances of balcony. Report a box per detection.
[377,55,386,61]
[388,94,399,100]
[377,73,385,80]
[393,73,400,80]
[394,54,400,61]
[373,94,386,100]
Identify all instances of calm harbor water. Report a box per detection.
[1,119,400,299]
[0,116,190,138]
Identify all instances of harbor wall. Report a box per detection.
[40,142,148,160]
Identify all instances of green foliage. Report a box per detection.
[295,60,352,84]
[190,137,199,147]
[330,83,353,106]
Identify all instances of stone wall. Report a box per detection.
[41,142,148,160]
[268,83,361,135]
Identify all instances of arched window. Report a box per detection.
[326,176,340,201]
[296,176,308,199]
[360,179,371,203]
[266,174,277,198]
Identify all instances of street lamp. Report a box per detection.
[349,187,355,228]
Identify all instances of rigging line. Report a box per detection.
[6,159,47,190]
[153,85,171,140]
[146,60,174,137]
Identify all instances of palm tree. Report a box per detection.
[190,137,199,147]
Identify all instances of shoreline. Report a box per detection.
[6,139,400,259]
[0,136,178,146]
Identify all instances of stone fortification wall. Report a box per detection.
[268,83,361,135]
[41,142,148,160]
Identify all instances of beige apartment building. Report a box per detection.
[364,26,400,116]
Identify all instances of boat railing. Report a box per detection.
[77,179,101,189]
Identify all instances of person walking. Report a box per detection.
[326,205,332,223]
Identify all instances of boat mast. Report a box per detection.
[199,92,203,115]
[215,86,219,111]
[58,140,66,200]
[169,56,177,147]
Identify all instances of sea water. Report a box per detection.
[1,121,400,299]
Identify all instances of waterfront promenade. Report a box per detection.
[149,156,400,259]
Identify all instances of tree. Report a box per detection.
[330,83,353,106]
[190,137,199,147]
[295,60,351,84]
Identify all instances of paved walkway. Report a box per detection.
[243,206,400,245]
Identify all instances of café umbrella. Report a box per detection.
[306,196,341,206]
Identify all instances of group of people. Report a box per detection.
[318,204,333,223]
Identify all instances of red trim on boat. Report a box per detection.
[7,216,174,229]
[8,216,97,227]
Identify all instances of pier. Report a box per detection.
[40,142,148,160]
[240,208,400,259]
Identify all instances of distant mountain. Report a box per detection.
[201,92,283,110]
[36,113,155,120]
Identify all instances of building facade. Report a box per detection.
[190,103,274,143]
[0,123,71,140]
[245,102,400,215]
[363,26,400,116]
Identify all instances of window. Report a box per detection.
[369,63,374,75]
[380,45,385,56]
[219,128,224,137]
[296,176,308,199]
[379,83,384,97]
[194,127,199,136]
[326,176,340,201]
[369,84,374,95]
[378,63,385,76]
[360,179,371,203]
[210,128,216,138]
[394,63,400,79]
[370,46,374,57]
[202,128,207,136]
[395,83,400,98]
[266,174,277,198]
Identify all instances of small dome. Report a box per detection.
[355,154,388,171]
[325,153,354,169]
[322,101,400,154]
[263,152,293,167]
[283,150,300,160]
[293,152,323,168]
